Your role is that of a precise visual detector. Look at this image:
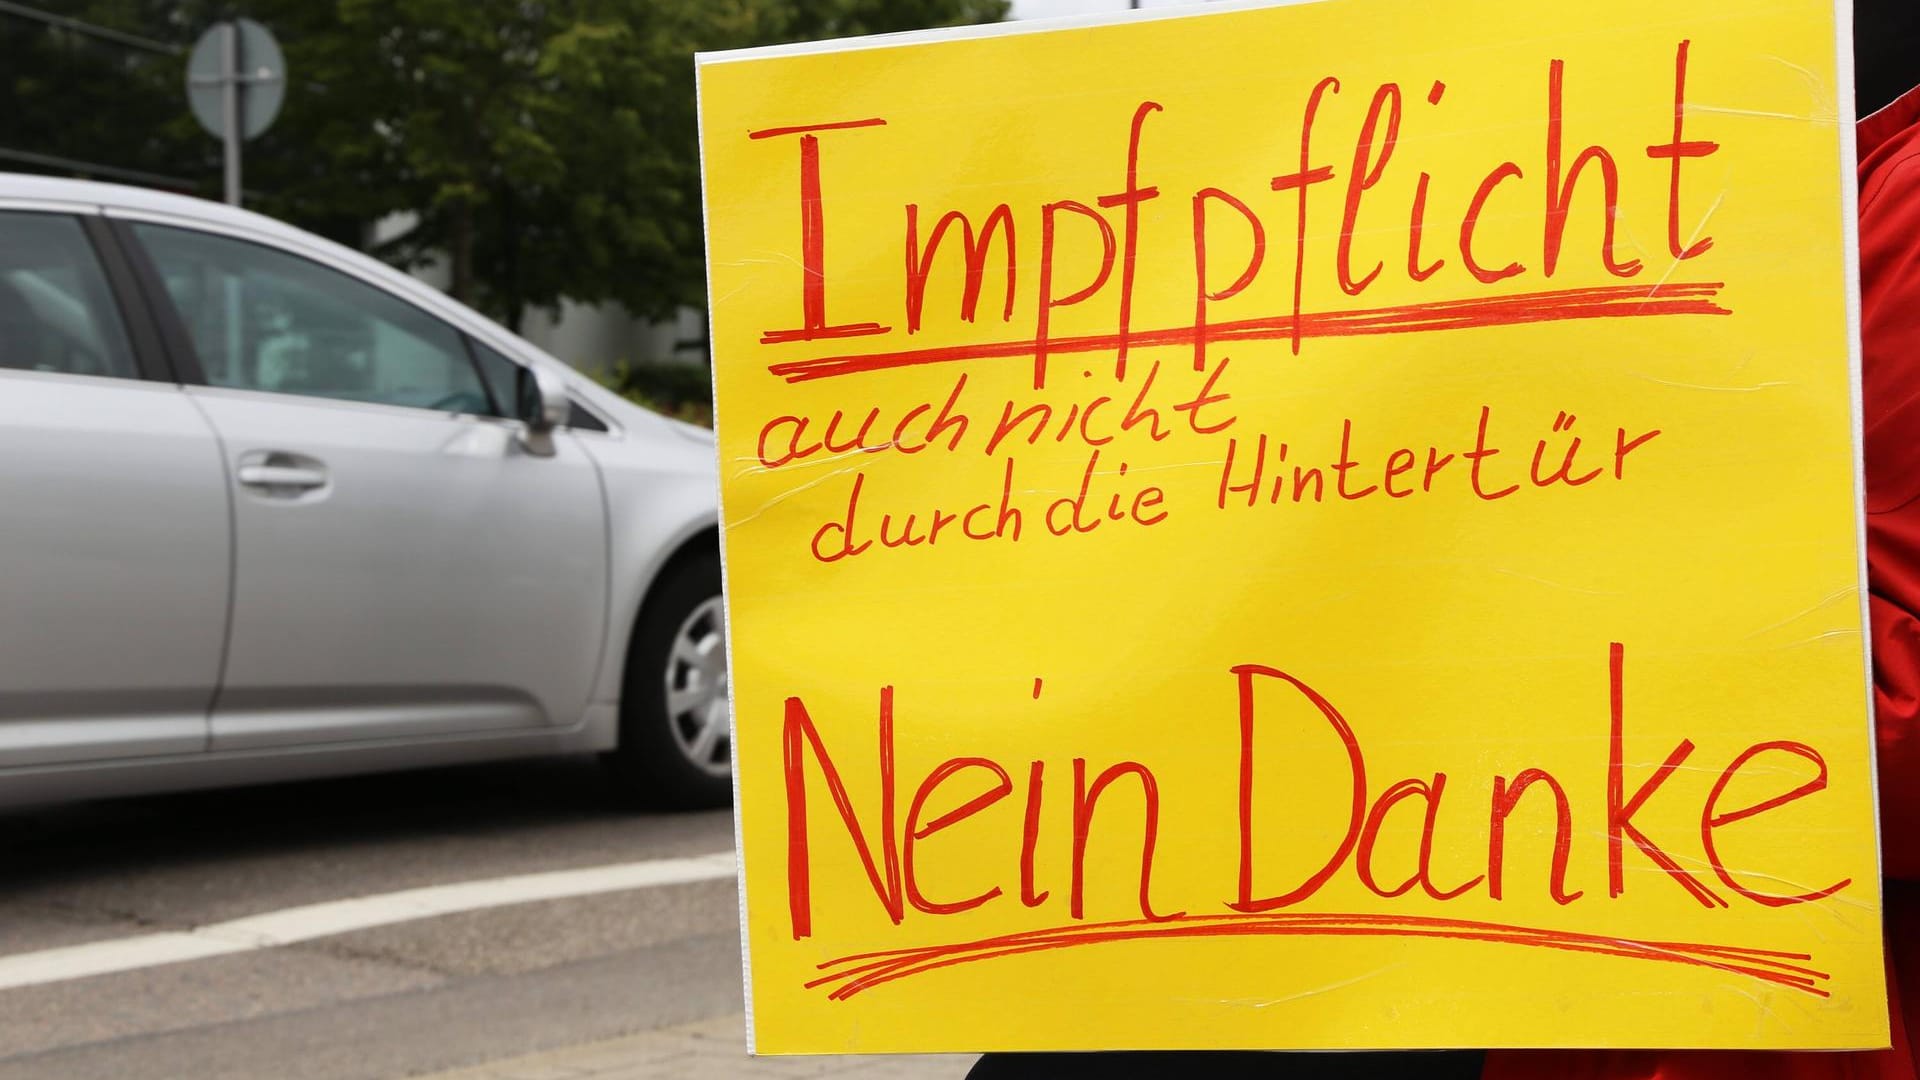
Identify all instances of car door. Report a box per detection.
[120,217,608,751]
[0,210,229,767]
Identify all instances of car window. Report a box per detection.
[566,399,610,433]
[468,337,609,432]
[466,337,519,417]
[132,223,494,416]
[0,213,138,380]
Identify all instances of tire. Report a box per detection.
[606,552,731,808]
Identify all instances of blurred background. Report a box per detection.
[0,0,1034,424]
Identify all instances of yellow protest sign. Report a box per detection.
[697,0,1882,1053]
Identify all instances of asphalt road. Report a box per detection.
[0,756,893,1079]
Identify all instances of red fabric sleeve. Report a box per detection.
[1862,148,1920,881]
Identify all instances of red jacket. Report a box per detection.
[1485,85,1920,1080]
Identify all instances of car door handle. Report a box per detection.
[237,464,326,489]
[235,451,329,495]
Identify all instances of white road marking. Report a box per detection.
[0,850,737,993]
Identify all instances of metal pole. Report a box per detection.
[221,21,240,206]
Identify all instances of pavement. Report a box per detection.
[0,756,979,1080]
[416,1014,974,1079]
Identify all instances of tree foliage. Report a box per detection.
[0,3,211,189]
[3,0,1008,330]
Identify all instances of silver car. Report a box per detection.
[0,174,730,809]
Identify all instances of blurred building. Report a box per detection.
[369,212,704,376]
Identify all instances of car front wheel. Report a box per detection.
[607,552,731,808]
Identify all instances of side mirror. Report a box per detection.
[514,364,571,456]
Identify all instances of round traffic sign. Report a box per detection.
[186,19,286,141]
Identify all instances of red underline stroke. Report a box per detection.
[804,910,1824,1001]
[765,282,1731,383]
[748,117,888,140]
